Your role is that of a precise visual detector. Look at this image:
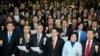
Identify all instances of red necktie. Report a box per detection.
[85,41,91,56]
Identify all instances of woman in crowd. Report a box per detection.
[62,32,82,56]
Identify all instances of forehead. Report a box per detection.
[37,26,43,29]
[87,31,94,34]
[7,23,14,26]
[24,26,30,29]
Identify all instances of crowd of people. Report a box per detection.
[0,0,100,56]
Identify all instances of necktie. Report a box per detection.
[34,23,37,30]
[63,28,66,36]
[85,41,91,56]
[24,34,28,43]
[8,32,12,43]
[37,35,40,46]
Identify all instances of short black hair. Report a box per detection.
[51,27,59,33]
[61,19,68,25]
[86,28,95,34]
[77,23,84,27]
[6,22,15,26]
[70,32,78,41]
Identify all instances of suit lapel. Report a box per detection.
[83,40,87,55]
[89,40,95,56]
[35,34,38,46]
[6,32,9,44]
[39,34,44,47]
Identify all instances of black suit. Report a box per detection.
[29,33,46,56]
[69,24,78,32]
[45,37,64,56]
[30,10,37,17]
[18,34,31,56]
[92,28,100,36]
[58,27,71,37]
[1,31,19,56]
[81,40,100,56]
[0,32,2,56]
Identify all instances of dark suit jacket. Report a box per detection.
[1,31,19,56]
[18,33,31,56]
[58,27,71,37]
[92,28,100,36]
[69,24,78,32]
[45,37,64,56]
[30,22,41,30]
[29,33,46,56]
[29,10,37,17]
[81,40,100,56]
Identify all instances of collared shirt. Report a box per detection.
[8,31,13,42]
[37,33,42,44]
[78,30,82,42]
[63,28,67,36]
[8,31,13,37]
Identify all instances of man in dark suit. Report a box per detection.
[81,9,88,21]
[30,15,40,30]
[36,9,45,25]
[84,14,93,29]
[18,25,31,56]
[0,22,19,56]
[45,18,55,34]
[29,24,47,56]
[69,18,78,32]
[91,21,100,36]
[58,19,71,38]
[45,28,64,56]
[81,29,100,56]
[13,7,23,22]
[30,4,37,17]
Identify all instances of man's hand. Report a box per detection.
[37,50,43,54]
[11,54,15,56]
[0,40,3,46]
[25,50,30,53]
[95,45,99,53]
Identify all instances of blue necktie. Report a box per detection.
[8,32,12,43]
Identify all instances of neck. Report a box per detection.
[8,31,13,32]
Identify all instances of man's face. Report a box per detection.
[62,21,68,28]
[51,29,58,37]
[48,19,54,26]
[36,26,43,34]
[32,17,38,23]
[86,31,94,40]
[24,26,30,34]
[7,24,15,31]
[92,22,97,28]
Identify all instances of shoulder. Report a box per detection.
[82,31,86,33]
[65,41,71,45]
[58,37,64,42]
[76,42,82,46]
[93,40,100,45]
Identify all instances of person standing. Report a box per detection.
[45,28,64,56]
[29,24,47,56]
[0,22,19,56]
[62,32,82,56]
[81,29,100,56]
